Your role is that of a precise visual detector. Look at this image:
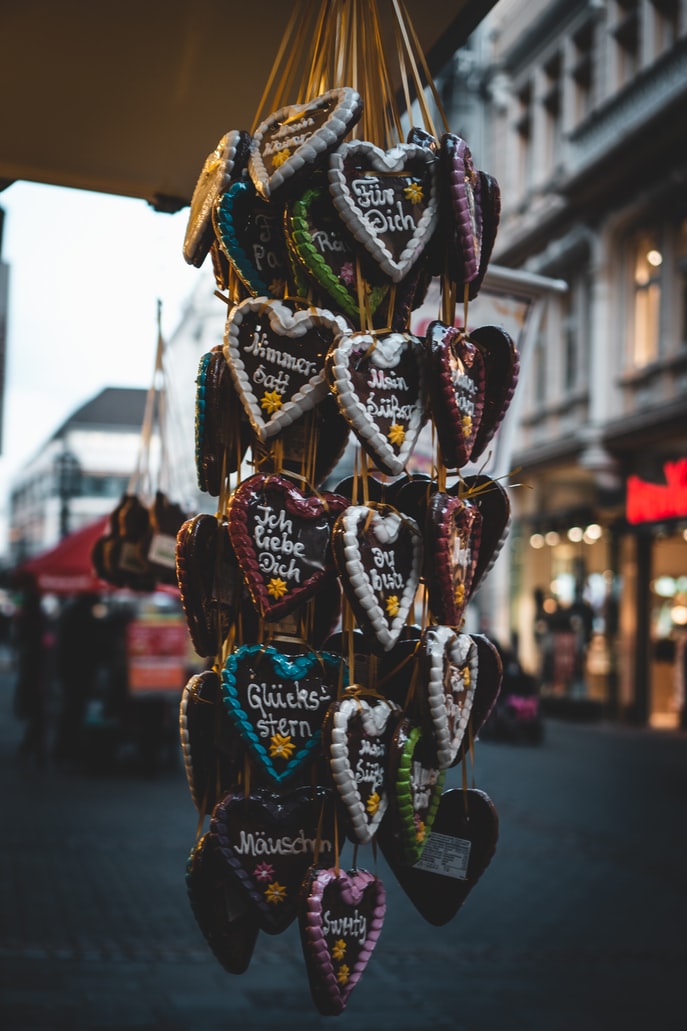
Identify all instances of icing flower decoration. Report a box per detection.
[461,414,473,436]
[403,181,424,204]
[462,666,472,687]
[340,261,355,286]
[272,149,291,168]
[366,791,381,816]
[454,582,466,607]
[254,861,275,883]
[261,390,284,413]
[414,817,426,843]
[385,595,400,617]
[269,733,296,759]
[332,939,347,961]
[265,881,287,905]
[267,577,288,600]
[388,423,406,446]
[268,278,286,296]
[336,964,351,985]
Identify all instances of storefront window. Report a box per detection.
[631,230,662,368]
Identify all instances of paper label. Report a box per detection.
[413,832,471,880]
[148,533,177,569]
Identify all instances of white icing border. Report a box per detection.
[338,505,422,652]
[424,626,478,768]
[328,695,394,843]
[224,297,348,442]
[328,141,438,283]
[249,87,362,201]
[329,330,427,475]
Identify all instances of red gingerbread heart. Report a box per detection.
[180,670,245,814]
[210,787,336,934]
[175,513,242,657]
[377,787,499,926]
[299,866,386,1015]
[469,325,520,463]
[326,329,427,476]
[328,140,439,283]
[439,133,482,284]
[457,473,511,595]
[227,473,347,622]
[425,320,485,470]
[417,625,478,768]
[424,492,482,627]
[224,297,348,442]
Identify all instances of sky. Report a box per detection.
[0,180,209,548]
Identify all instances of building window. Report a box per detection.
[542,53,562,175]
[534,308,548,404]
[572,21,595,124]
[613,0,640,86]
[651,0,680,55]
[631,230,662,368]
[515,82,533,198]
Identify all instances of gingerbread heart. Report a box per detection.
[425,320,485,470]
[378,787,498,926]
[186,832,260,974]
[332,503,423,653]
[213,179,289,297]
[323,691,397,843]
[224,297,348,441]
[220,643,346,784]
[439,133,482,284]
[326,330,427,476]
[424,492,482,627]
[249,87,363,201]
[183,128,251,267]
[418,626,478,768]
[386,719,446,863]
[286,183,388,321]
[469,325,520,462]
[462,171,501,301]
[210,787,336,934]
[195,347,250,493]
[452,633,503,761]
[175,514,241,657]
[299,866,386,1015]
[179,670,244,814]
[227,473,347,622]
[376,625,423,709]
[328,141,439,283]
[459,474,511,593]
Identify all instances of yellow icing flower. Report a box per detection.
[269,733,296,759]
[462,666,472,687]
[272,148,291,168]
[366,791,381,816]
[261,390,283,413]
[385,595,400,617]
[462,414,473,436]
[388,423,406,446]
[267,577,288,599]
[454,582,466,607]
[265,881,287,905]
[404,182,424,204]
[415,819,426,843]
[332,939,347,961]
[336,964,351,985]
[268,278,286,296]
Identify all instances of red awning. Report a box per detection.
[15,517,112,595]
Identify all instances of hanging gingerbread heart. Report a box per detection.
[439,133,482,284]
[322,690,398,843]
[328,141,439,283]
[462,171,501,301]
[186,832,260,974]
[299,866,386,1015]
[458,473,511,594]
[183,128,251,267]
[385,719,446,863]
[425,320,485,470]
[249,87,364,201]
[417,625,478,768]
[286,182,389,321]
[175,513,242,657]
[213,179,290,297]
[332,503,423,653]
[227,473,347,622]
[376,625,423,708]
[326,329,427,476]
[224,297,348,441]
[469,325,520,462]
[221,642,346,785]
[424,492,482,627]
[195,347,250,494]
[378,787,499,926]
[452,634,503,762]
[210,786,336,934]
[180,670,245,814]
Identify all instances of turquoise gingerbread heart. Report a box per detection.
[221,644,347,783]
[213,180,289,298]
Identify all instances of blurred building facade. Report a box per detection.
[446,0,687,725]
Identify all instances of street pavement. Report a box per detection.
[1,651,687,1031]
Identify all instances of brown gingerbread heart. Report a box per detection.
[425,321,485,470]
[424,492,482,627]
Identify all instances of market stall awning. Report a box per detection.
[15,517,112,595]
[0,0,496,210]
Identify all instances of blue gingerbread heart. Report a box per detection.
[221,643,347,783]
[213,179,289,298]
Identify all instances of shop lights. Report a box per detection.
[529,524,605,548]
[529,532,545,549]
[567,526,584,542]
[544,530,560,546]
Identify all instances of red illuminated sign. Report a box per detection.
[626,460,687,525]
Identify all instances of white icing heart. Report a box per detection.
[423,626,478,768]
[328,141,438,283]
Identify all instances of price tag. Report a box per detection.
[413,832,471,880]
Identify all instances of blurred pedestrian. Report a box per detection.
[12,572,48,765]
[53,592,102,764]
